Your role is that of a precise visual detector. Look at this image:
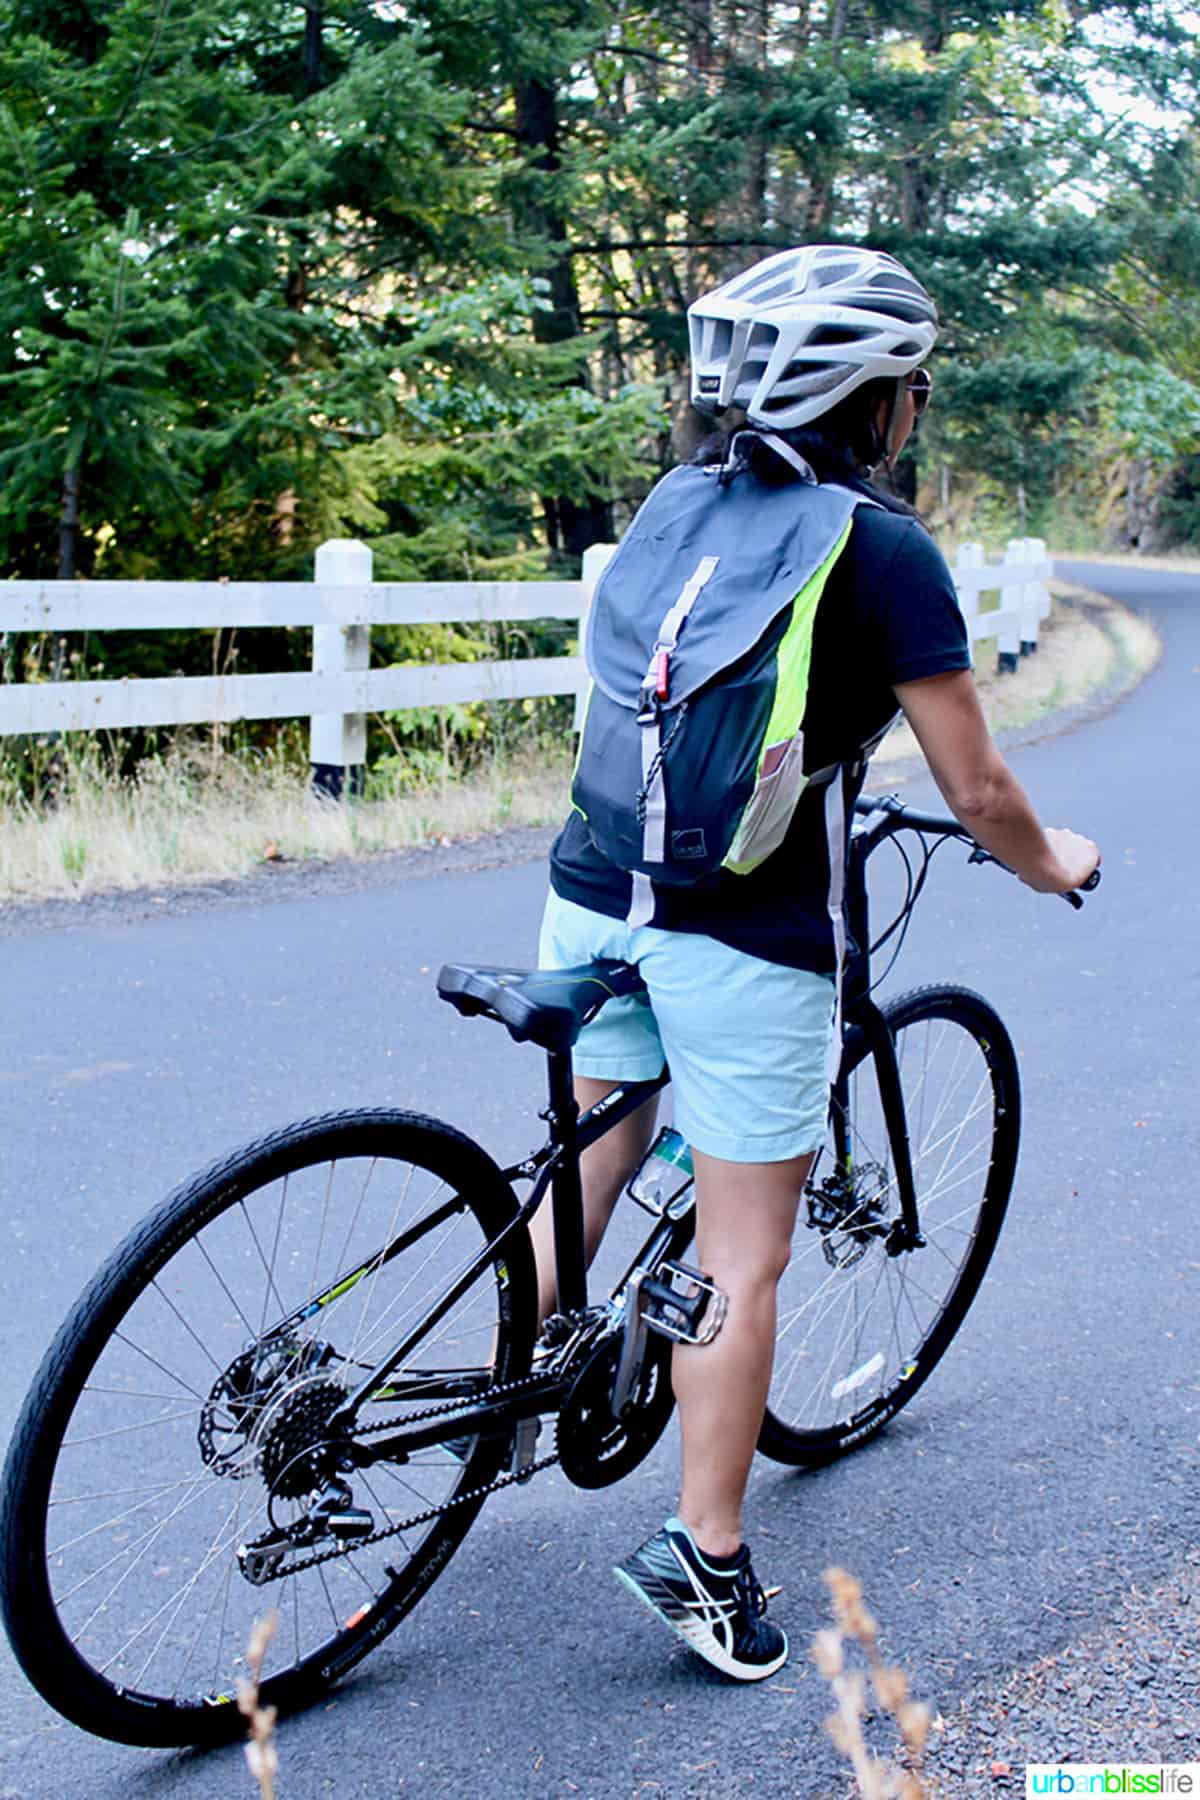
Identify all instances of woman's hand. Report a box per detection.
[1040,827,1101,895]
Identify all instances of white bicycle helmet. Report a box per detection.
[688,244,938,430]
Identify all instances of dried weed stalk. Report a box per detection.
[237,1611,280,1800]
[812,1568,930,1800]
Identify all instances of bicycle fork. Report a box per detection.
[837,1000,924,1255]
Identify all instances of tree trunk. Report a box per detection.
[58,463,81,582]
[513,75,611,563]
[303,2,323,93]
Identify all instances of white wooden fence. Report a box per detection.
[0,535,1052,784]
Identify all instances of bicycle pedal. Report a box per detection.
[639,1260,727,1346]
[510,1415,542,1481]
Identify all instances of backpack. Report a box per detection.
[571,442,879,915]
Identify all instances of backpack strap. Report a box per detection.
[629,554,722,926]
[823,773,849,1087]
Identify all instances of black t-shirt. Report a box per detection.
[549,478,971,972]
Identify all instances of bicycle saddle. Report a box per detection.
[436,960,647,1053]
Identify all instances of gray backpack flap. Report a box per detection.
[572,463,862,884]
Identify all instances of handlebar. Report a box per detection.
[853,792,1101,909]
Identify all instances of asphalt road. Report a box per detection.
[0,561,1196,1799]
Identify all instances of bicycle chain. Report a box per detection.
[252,1368,560,1580]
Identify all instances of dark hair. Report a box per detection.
[690,376,920,516]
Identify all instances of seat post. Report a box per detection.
[545,1049,589,1316]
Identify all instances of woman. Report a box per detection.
[537,245,1100,1681]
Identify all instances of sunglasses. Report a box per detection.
[906,367,933,417]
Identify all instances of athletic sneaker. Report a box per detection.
[613,1516,788,1681]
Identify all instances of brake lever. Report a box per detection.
[968,846,1101,909]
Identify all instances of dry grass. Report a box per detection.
[813,1568,931,1799]
[238,1612,280,1799]
[0,739,573,903]
[0,585,1157,906]
[874,584,1159,769]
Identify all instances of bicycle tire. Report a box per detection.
[759,985,1019,1466]
[0,1109,537,1747]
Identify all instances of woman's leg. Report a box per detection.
[672,1146,815,1558]
[528,1077,660,1324]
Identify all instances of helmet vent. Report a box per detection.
[708,318,733,358]
[744,275,798,305]
[811,259,861,287]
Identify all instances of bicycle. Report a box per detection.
[0,792,1097,1747]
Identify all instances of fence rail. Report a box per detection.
[0,534,1053,786]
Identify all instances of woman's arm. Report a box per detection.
[894,669,1100,893]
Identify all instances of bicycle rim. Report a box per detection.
[0,1110,535,1745]
[760,985,1019,1465]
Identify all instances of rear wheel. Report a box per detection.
[1,1110,536,1746]
[760,986,1019,1466]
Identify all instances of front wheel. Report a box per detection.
[0,1110,537,1747]
[760,985,1020,1466]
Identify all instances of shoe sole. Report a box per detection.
[613,1565,788,1683]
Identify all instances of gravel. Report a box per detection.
[920,1549,1200,1792]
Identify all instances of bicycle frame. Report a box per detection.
[323,1059,674,1459]
[833,798,929,1253]
[326,793,978,1459]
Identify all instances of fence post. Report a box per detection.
[953,541,984,646]
[997,540,1024,674]
[575,543,617,733]
[1015,537,1038,655]
[310,538,372,798]
[1028,535,1051,642]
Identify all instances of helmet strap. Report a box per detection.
[881,377,908,469]
[718,429,817,486]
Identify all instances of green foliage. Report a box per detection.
[2,0,1199,800]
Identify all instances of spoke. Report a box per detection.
[83,1384,209,1403]
[59,1459,225,1620]
[165,1521,243,1701]
[259,1169,291,1339]
[110,1332,206,1402]
[315,1561,340,1632]
[213,1527,242,1694]
[347,1161,420,1363]
[780,1252,889,1427]
[890,1260,934,1349]
[150,1280,227,1380]
[107,1490,251,1685]
[51,1478,209,1507]
[345,1196,467,1371]
[62,1406,200,1447]
[50,1467,225,1557]
[238,1199,288,1334]
[307,1162,338,1316]
[193,1235,258,1345]
[333,1159,382,1294]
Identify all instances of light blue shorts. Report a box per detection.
[538,889,835,1164]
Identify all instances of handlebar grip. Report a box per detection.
[1063,866,1101,910]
